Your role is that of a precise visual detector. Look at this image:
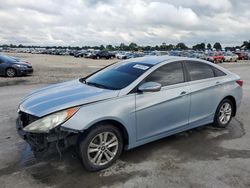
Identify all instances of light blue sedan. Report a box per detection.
[17,56,243,171]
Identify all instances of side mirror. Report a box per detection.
[138,82,162,92]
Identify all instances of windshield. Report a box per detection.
[85,62,153,90]
[0,55,18,63]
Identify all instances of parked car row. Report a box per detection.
[1,49,249,77]
[2,47,250,62]
[168,50,249,63]
[74,50,249,62]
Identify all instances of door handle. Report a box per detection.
[215,81,221,85]
[180,91,187,96]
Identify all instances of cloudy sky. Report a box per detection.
[0,0,249,47]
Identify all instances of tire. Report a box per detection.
[6,68,17,77]
[213,99,234,128]
[79,124,123,171]
[96,56,100,60]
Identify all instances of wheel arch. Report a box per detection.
[79,119,129,148]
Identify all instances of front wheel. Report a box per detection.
[214,99,234,128]
[79,124,123,171]
[6,68,16,77]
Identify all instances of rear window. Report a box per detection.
[186,61,214,81]
[213,67,226,77]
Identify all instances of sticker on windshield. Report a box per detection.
[133,64,149,70]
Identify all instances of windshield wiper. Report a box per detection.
[86,82,112,90]
[79,78,87,83]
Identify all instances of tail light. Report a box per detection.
[236,80,243,87]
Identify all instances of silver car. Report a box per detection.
[17,56,243,171]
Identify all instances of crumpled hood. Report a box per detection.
[19,79,119,117]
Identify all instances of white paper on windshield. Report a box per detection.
[133,64,149,70]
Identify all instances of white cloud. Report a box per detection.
[0,0,249,46]
[197,0,232,11]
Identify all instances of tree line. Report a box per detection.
[1,40,250,51]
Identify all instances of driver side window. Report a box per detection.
[145,62,185,87]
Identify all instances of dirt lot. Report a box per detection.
[0,53,115,87]
[0,53,250,188]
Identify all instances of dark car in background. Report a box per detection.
[74,50,87,57]
[0,54,33,77]
[89,51,115,59]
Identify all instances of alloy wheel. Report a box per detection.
[6,68,16,77]
[219,102,232,125]
[87,131,118,166]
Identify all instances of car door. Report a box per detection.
[185,60,225,126]
[135,61,190,141]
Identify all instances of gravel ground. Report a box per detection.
[0,53,116,86]
[0,53,250,188]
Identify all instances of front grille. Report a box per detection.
[19,111,39,127]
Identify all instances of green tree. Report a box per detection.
[192,43,205,51]
[99,45,105,50]
[106,44,114,51]
[119,43,128,51]
[213,42,222,51]
[128,42,138,51]
[176,43,188,50]
[18,44,24,48]
[241,41,250,50]
[143,46,152,51]
[207,43,212,49]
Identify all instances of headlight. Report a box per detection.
[15,64,27,68]
[23,107,79,133]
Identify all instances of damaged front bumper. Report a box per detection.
[16,111,78,154]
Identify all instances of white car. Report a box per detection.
[224,52,238,62]
[116,52,131,59]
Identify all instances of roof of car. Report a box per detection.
[123,55,186,65]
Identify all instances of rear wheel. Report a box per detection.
[6,68,16,77]
[79,124,123,171]
[214,99,234,128]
